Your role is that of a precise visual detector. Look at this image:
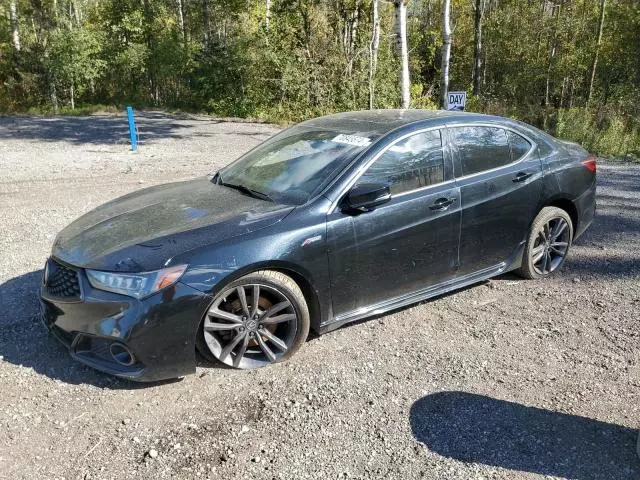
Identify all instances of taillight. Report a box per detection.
[582,156,597,174]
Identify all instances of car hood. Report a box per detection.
[52,177,294,272]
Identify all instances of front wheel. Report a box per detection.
[196,270,310,369]
[517,206,574,280]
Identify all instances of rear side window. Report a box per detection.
[451,126,511,176]
[359,130,444,195]
[507,130,532,161]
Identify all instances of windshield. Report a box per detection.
[219,126,376,205]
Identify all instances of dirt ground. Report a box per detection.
[0,112,638,480]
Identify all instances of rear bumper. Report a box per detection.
[574,179,596,240]
[40,265,212,382]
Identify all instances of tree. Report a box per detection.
[587,0,607,105]
[50,27,106,109]
[369,0,380,109]
[0,0,639,157]
[394,0,410,109]
[177,0,186,44]
[9,0,20,53]
[471,0,483,96]
[440,0,451,109]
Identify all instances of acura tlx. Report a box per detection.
[40,110,596,381]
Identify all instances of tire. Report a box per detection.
[196,270,310,369]
[516,206,574,280]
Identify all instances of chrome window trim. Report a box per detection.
[327,126,446,215]
[447,123,538,182]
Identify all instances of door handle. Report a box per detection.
[513,171,533,182]
[429,197,456,210]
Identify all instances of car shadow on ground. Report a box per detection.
[0,270,181,389]
[410,391,640,480]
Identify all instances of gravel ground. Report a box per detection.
[0,112,638,480]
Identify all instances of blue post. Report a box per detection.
[126,106,138,151]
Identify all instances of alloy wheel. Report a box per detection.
[202,284,298,369]
[531,217,570,276]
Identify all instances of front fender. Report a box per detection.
[176,208,332,330]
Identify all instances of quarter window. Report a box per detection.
[359,130,445,195]
[507,130,532,161]
[451,126,511,176]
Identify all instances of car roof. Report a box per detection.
[296,109,507,137]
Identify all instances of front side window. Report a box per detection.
[358,130,445,195]
[451,126,511,176]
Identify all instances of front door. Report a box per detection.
[326,129,461,317]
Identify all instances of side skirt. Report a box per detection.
[319,262,509,334]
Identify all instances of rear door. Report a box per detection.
[449,125,542,276]
[326,129,461,316]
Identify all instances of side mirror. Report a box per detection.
[343,183,391,212]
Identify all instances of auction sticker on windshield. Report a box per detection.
[332,134,372,147]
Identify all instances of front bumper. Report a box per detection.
[40,260,212,382]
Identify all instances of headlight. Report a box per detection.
[86,265,187,299]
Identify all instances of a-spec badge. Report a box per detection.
[301,235,322,247]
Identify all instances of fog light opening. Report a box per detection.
[109,342,135,367]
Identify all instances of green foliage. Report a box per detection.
[556,108,640,157]
[49,27,106,96]
[1,0,639,157]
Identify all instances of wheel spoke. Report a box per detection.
[205,321,240,331]
[251,285,260,316]
[219,331,246,362]
[208,307,243,324]
[541,250,550,273]
[552,220,567,239]
[551,241,568,248]
[532,245,546,264]
[259,328,288,351]
[262,313,296,325]
[256,334,277,361]
[233,335,250,368]
[261,300,291,321]
[237,286,250,317]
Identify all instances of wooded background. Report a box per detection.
[1,0,638,156]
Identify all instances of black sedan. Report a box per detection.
[40,110,596,381]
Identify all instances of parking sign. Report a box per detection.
[447,91,467,111]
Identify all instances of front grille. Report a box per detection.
[45,259,81,300]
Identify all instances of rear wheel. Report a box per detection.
[196,270,309,369]
[517,206,573,280]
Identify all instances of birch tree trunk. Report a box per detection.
[265,0,271,31]
[544,3,560,110]
[587,0,607,105]
[544,2,561,129]
[203,0,211,52]
[440,0,452,109]
[369,0,380,109]
[72,0,81,27]
[177,0,186,43]
[344,2,361,76]
[394,0,410,109]
[472,0,483,96]
[10,1,21,53]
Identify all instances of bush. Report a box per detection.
[555,108,640,158]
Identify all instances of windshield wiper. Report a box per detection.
[218,180,274,203]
